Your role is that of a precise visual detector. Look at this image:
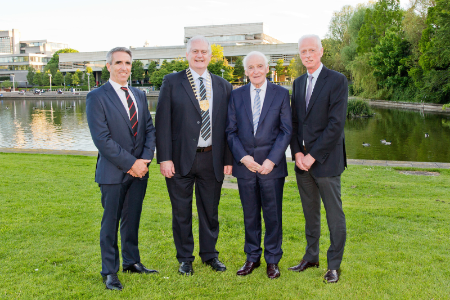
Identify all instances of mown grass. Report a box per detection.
[0,153,449,299]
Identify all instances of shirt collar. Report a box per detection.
[189,68,209,81]
[109,78,128,91]
[308,63,323,79]
[250,79,268,92]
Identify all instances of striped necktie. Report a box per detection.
[120,86,138,137]
[253,88,261,134]
[199,77,211,140]
[305,74,313,111]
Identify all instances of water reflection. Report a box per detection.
[1,99,450,162]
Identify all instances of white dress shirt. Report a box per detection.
[305,63,323,98]
[250,79,268,112]
[109,79,138,121]
[190,67,213,147]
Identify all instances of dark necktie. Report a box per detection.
[199,77,211,140]
[120,87,138,137]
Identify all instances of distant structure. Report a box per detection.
[184,23,283,45]
[59,23,297,84]
[0,29,68,87]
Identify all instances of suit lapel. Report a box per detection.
[104,82,133,134]
[306,67,328,117]
[258,80,276,126]
[297,74,307,120]
[130,86,144,137]
[242,84,253,126]
[181,71,201,115]
[211,74,223,127]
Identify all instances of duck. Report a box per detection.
[380,139,387,144]
[65,106,72,109]
[425,133,429,138]
[384,141,392,145]
[5,106,9,110]
[362,142,370,147]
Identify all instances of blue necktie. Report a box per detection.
[253,88,261,134]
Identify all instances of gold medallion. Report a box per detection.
[200,100,210,111]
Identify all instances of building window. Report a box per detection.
[0,37,12,53]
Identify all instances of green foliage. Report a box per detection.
[33,70,43,86]
[146,61,157,80]
[233,56,245,81]
[72,73,80,86]
[65,72,73,85]
[42,71,51,86]
[44,48,79,77]
[1,80,12,89]
[132,60,145,85]
[287,55,306,81]
[150,58,189,88]
[26,67,35,85]
[53,71,64,86]
[101,65,110,83]
[347,98,373,117]
[275,59,285,81]
[208,60,234,82]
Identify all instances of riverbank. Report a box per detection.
[348,97,450,114]
[0,90,159,99]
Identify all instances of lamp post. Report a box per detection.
[87,72,91,92]
[64,74,66,90]
[48,73,52,92]
[220,69,224,78]
[11,74,15,92]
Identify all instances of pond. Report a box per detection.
[1,98,449,162]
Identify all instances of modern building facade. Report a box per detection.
[0,29,67,87]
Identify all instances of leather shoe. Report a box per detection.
[324,269,340,283]
[288,259,319,272]
[103,274,123,291]
[123,262,158,274]
[236,260,260,276]
[266,263,280,279]
[204,257,226,272]
[178,261,194,275]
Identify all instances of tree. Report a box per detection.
[274,59,285,82]
[42,70,51,86]
[85,67,95,88]
[233,56,245,81]
[27,67,35,85]
[101,65,110,83]
[211,44,225,62]
[65,72,73,85]
[286,55,305,80]
[146,61,157,83]
[72,73,80,86]
[33,70,43,86]
[150,58,189,88]
[44,48,79,76]
[131,60,145,85]
[1,80,12,89]
[208,44,234,82]
[53,71,63,86]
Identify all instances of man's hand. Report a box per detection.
[295,152,307,171]
[130,159,151,178]
[241,155,262,173]
[224,165,232,175]
[301,154,316,171]
[259,159,275,175]
[160,160,175,178]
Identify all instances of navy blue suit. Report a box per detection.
[226,80,291,264]
[86,81,156,276]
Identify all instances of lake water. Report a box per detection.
[1,98,449,162]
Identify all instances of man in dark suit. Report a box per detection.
[226,51,292,279]
[289,35,348,283]
[155,36,233,275]
[86,47,157,291]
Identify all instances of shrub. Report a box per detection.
[347,98,373,118]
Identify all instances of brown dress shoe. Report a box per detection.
[236,260,260,276]
[288,259,319,272]
[266,263,280,279]
[324,269,340,283]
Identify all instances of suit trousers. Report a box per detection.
[165,150,223,263]
[99,177,147,276]
[237,177,284,264]
[295,172,346,270]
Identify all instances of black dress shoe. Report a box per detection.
[204,258,226,272]
[267,263,280,279]
[123,262,158,274]
[324,269,340,283]
[178,261,194,275]
[103,274,123,291]
[236,260,261,276]
[288,259,319,272]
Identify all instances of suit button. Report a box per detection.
[254,146,258,148]
[193,138,197,142]
[197,121,200,124]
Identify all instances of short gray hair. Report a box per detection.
[106,47,132,64]
[243,51,269,70]
[298,34,322,49]
[186,35,211,54]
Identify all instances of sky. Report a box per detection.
[1,0,410,53]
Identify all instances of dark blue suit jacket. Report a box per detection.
[290,66,347,177]
[86,82,156,184]
[226,80,292,179]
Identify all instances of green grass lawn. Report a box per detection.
[1,153,449,299]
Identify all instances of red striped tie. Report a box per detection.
[120,87,138,137]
